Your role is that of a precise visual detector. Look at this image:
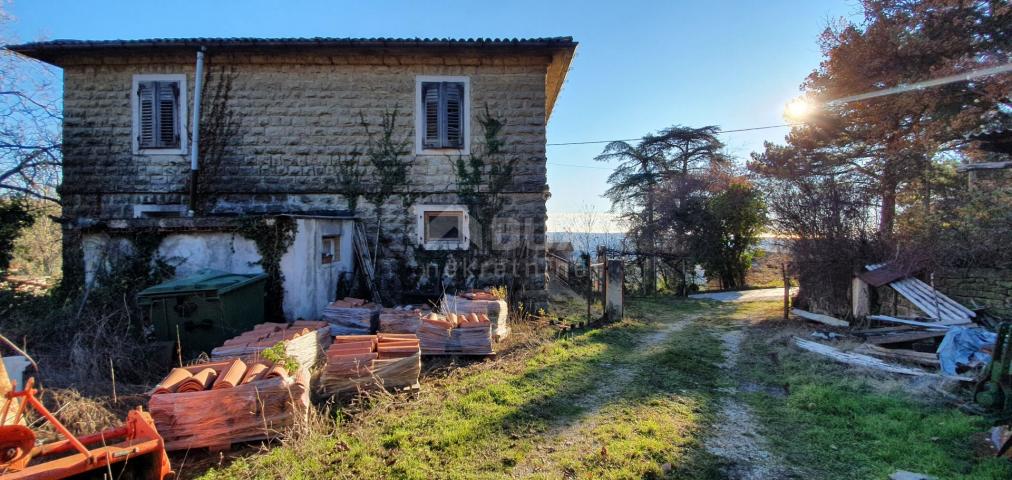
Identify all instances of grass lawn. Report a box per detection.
[197,297,726,480]
[731,301,1012,479]
[192,296,1011,479]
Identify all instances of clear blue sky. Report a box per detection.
[6,0,861,225]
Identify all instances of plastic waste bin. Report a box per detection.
[138,269,267,358]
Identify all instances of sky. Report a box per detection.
[6,0,863,231]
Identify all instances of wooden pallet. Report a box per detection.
[421,351,497,359]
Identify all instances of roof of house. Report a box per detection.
[7,36,576,57]
[547,241,574,252]
[7,36,577,119]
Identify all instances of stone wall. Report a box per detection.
[58,49,554,300]
[935,267,1012,318]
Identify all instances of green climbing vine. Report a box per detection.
[333,149,367,213]
[237,216,297,321]
[195,64,241,213]
[361,108,415,231]
[454,105,519,253]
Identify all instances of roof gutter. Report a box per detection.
[188,48,205,215]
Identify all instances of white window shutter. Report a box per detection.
[137,82,156,148]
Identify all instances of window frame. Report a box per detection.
[414,75,470,155]
[131,74,187,155]
[415,204,470,250]
[132,204,187,218]
[321,234,341,265]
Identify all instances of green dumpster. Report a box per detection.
[138,269,268,359]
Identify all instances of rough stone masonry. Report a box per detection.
[12,38,577,305]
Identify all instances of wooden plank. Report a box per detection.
[793,337,931,376]
[864,330,948,345]
[957,161,1012,172]
[855,344,940,367]
[353,222,383,305]
[792,308,849,327]
[794,337,972,381]
[867,315,954,329]
[854,326,919,335]
[852,276,870,318]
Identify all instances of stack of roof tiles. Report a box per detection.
[416,312,494,355]
[148,359,309,451]
[444,291,510,340]
[319,333,421,395]
[378,306,426,334]
[323,297,380,335]
[210,320,330,369]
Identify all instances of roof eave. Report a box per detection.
[6,37,578,66]
[545,44,577,122]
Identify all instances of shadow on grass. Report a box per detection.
[200,296,731,479]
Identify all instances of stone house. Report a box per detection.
[10,37,577,319]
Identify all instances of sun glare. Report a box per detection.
[783,97,815,122]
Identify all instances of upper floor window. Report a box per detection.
[132,74,187,155]
[415,76,469,155]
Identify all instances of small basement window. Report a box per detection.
[133,204,187,218]
[132,74,187,155]
[321,235,341,265]
[415,205,469,250]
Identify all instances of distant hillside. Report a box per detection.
[547,232,627,259]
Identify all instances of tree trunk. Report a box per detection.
[645,188,657,295]
[879,170,897,240]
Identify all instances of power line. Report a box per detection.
[546,162,613,170]
[545,123,797,169]
[546,123,796,146]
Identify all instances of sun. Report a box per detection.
[783,97,815,122]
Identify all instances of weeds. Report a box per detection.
[735,301,1012,479]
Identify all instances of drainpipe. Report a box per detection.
[188,48,206,215]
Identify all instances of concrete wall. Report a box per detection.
[281,218,354,320]
[83,218,355,321]
[59,49,551,298]
[157,233,262,277]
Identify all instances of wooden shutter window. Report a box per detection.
[422,82,441,148]
[137,83,156,148]
[420,81,466,149]
[137,80,180,150]
[444,83,463,148]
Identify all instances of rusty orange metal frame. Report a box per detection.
[0,378,172,480]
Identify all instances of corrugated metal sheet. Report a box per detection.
[866,263,975,325]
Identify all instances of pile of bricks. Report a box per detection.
[378,306,425,334]
[151,358,287,394]
[416,312,494,356]
[319,333,421,396]
[323,297,380,335]
[210,321,330,369]
[444,291,510,341]
[148,359,309,451]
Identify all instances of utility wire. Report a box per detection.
[546,123,796,146]
[546,63,1012,167]
[546,123,797,169]
[547,162,613,170]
